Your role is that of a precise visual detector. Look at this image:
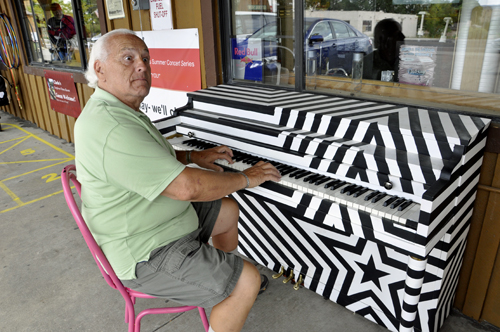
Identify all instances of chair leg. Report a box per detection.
[198,307,210,332]
[125,304,136,332]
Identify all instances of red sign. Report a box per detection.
[149,48,201,91]
[44,70,81,118]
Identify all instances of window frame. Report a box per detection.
[12,0,107,83]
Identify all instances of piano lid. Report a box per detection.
[188,85,491,156]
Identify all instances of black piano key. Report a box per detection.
[279,165,295,172]
[353,187,370,198]
[315,177,331,186]
[365,191,380,201]
[276,164,290,171]
[289,169,306,177]
[303,174,316,182]
[331,181,347,190]
[305,174,323,183]
[371,192,387,203]
[398,200,413,211]
[390,198,406,209]
[340,184,355,194]
[346,185,363,196]
[310,175,328,184]
[281,168,298,176]
[383,196,399,207]
[324,179,339,188]
[241,156,255,164]
[295,171,313,180]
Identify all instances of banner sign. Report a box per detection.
[149,0,173,30]
[149,48,200,91]
[44,70,81,118]
[138,29,201,121]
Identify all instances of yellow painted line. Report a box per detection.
[0,181,22,205]
[1,158,72,164]
[0,188,69,214]
[0,135,30,155]
[0,135,30,145]
[1,158,74,182]
[1,123,75,159]
[0,123,76,213]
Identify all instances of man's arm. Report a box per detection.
[164,147,281,202]
[61,16,76,39]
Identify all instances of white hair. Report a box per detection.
[84,29,140,88]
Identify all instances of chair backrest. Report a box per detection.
[61,165,126,294]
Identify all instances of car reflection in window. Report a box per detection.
[236,17,373,83]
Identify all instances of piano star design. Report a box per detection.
[155,84,490,332]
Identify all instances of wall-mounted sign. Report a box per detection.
[105,0,125,19]
[138,29,200,121]
[149,0,173,30]
[44,70,81,118]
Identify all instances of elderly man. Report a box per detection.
[75,29,281,332]
[47,3,76,62]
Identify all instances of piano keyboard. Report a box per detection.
[171,137,420,228]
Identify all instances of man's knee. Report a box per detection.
[221,197,239,222]
[233,261,260,299]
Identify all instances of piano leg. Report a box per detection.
[400,256,427,332]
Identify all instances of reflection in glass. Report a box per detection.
[302,0,500,110]
[224,0,499,111]
[230,0,294,87]
[18,0,100,69]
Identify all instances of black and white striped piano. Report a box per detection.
[154,85,491,332]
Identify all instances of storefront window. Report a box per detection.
[223,0,500,114]
[229,0,294,87]
[16,0,101,70]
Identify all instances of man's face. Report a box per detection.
[95,34,151,109]
[52,9,63,20]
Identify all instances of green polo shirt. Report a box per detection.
[74,87,198,280]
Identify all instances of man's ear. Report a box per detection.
[94,60,105,80]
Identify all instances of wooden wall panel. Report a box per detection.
[27,74,48,132]
[454,124,500,329]
[481,245,500,327]
[455,152,497,309]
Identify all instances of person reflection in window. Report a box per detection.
[369,19,405,82]
[47,3,76,62]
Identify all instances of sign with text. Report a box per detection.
[231,38,263,81]
[138,29,201,121]
[149,0,173,30]
[44,70,81,118]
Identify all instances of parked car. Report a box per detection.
[234,11,277,41]
[233,18,373,81]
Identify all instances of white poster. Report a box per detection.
[137,29,201,121]
[149,0,173,30]
[105,0,125,19]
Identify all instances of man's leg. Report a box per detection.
[210,260,260,332]
[209,197,261,332]
[210,197,239,252]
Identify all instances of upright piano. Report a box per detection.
[154,85,491,332]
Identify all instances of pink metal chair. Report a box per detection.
[61,164,209,332]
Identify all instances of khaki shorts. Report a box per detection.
[121,200,244,308]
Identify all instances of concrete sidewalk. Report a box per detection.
[0,110,498,332]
